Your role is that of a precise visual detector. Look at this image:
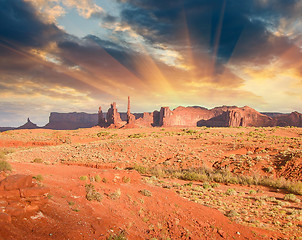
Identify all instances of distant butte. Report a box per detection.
[1,98,302,131]
[98,98,302,128]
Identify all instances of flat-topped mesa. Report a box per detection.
[96,99,302,129]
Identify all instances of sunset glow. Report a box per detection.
[1,0,302,126]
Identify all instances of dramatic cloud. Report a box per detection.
[0,0,302,126]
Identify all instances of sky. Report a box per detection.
[0,0,302,126]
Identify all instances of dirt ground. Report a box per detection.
[0,126,301,239]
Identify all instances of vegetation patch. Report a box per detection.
[132,165,302,195]
[139,189,152,197]
[0,160,12,172]
[97,132,110,137]
[33,174,44,182]
[33,158,43,163]
[79,175,88,181]
[85,184,102,202]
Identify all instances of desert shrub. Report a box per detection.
[286,182,302,195]
[132,164,302,196]
[149,166,165,178]
[182,129,197,135]
[133,164,148,174]
[203,182,212,189]
[107,230,127,240]
[33,174,44,182]
[284,194,298,202]
[139,189,152,197]
[211,183,219,188]
[226,188,237,196]
[122,176,131,183]
[102,177,108,183]
[0,160,12,172]
[94,175,101,182]
[225,210,239,218]
[79,175,88,181]
[180,171,201,181]
[184,182,193,187]
[97,132,110,137]
[0,152,6,160]
[33,158,43,163]
[249,190,257,195]
[128,133,145,138]
[110,189,121,200]
[263,166,274,173]
[85,184,102,202]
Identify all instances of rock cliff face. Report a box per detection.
[44,112,98,130]
[273,111,302,127]
[3,98,302,131]
[225,107,273,127]
[158,106,215,127]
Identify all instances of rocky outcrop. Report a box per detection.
[273,111,302,127]
[198,106,273,127]
[0,174,49,222]
[98,107,106,127]
[44,112,98,130]
[0,127,15,132]
[126,96,136,125]
[17,118,39,130]
[225,107,273,127]
[159,106,217,127]
[106,102,125,128]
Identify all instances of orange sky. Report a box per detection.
[0,0,302,126]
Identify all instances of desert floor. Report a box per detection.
[0,126,301,239]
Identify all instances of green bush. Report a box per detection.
[0,160,12,172]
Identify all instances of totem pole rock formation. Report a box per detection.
[127,96,136,125]
[95,97,302,129]
[98,106,106,127]
[106,102,123,126]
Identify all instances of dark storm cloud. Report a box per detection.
[117,0,300,66]
[0,0,63,48]
[0,0,124,99]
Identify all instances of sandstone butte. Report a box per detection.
[3,97,302,131]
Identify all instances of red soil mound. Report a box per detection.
[0,162,283,240]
